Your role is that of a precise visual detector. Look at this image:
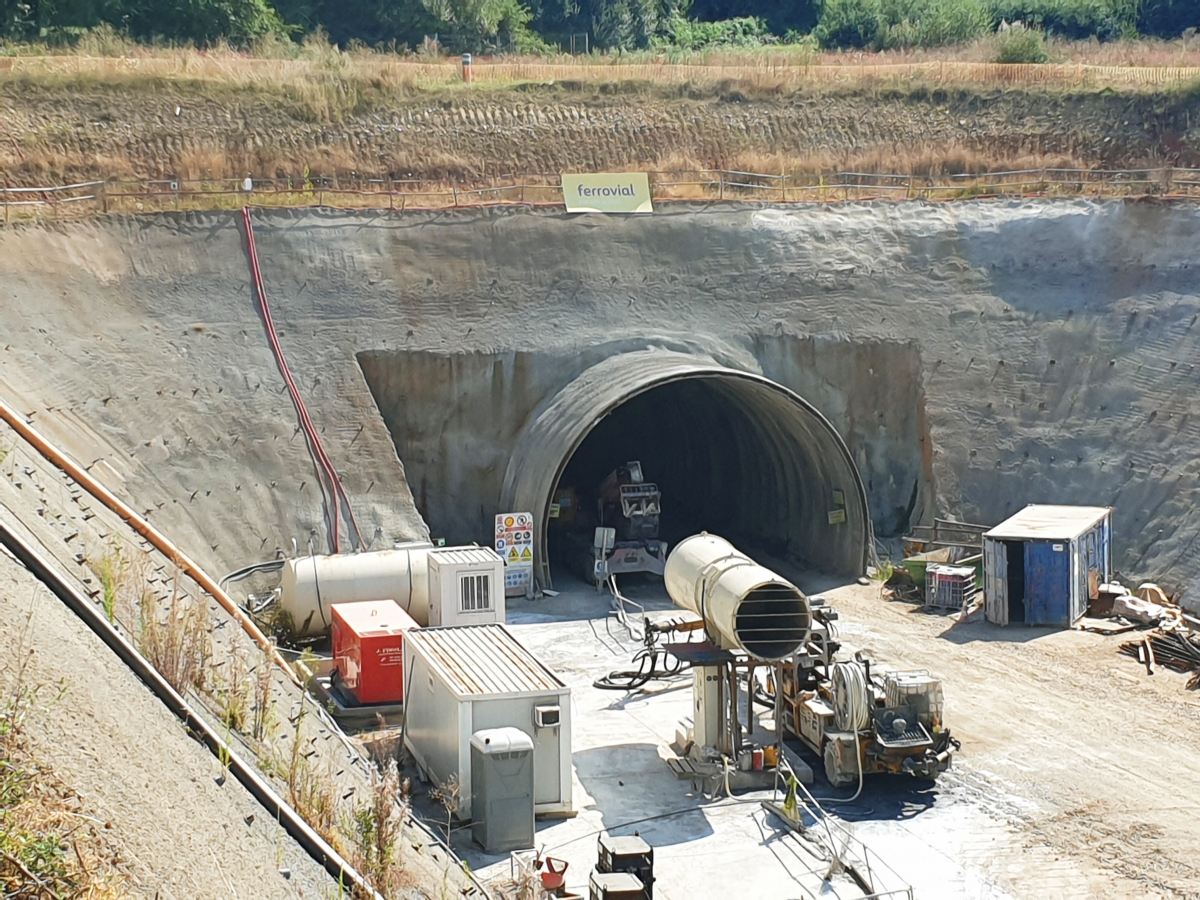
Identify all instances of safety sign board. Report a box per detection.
[495,512,534,596]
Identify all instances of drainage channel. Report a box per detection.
[0,513,384,899]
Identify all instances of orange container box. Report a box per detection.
[331,600,419,705]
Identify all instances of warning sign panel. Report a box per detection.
[495,512,533,596]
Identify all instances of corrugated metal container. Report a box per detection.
[983,505,1111,627]
[403,624,573,818]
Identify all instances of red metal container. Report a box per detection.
[331,600,419,705]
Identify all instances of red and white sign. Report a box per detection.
[495,512,533,595]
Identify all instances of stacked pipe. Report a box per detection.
[1121,630,1200,686]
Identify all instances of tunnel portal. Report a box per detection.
[501,351,871,588]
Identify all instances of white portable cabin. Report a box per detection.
[426,546,506,627]
[403,624,573,818]
[983,505,1112,627]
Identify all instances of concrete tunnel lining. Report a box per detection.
[499,350,872,588]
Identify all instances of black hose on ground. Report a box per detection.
[593,647,684,691]
[217,558,286,591]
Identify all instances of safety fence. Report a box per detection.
[4,167,1200,222]
[4,55,1200,89]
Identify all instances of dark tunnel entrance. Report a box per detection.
[500,352,871,589]
[548,379,798,578]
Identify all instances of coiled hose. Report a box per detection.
[830,661,870,801]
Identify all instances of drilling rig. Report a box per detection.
[661,534,957,789]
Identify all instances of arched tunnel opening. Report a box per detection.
[500,352,871,589]
[548,379,804,577]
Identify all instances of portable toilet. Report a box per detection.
[982,505,1111,627]
[470,727,535,853]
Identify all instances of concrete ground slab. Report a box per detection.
[451,576,1021,900]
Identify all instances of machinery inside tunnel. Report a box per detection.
[546,379,816,580]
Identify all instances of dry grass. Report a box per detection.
[347,759,410,894]
[134,561,210,696]
[5,29,1200,68]
[4,35,1200,95]
[1,603,128,897]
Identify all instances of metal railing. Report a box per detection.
[905,518,991,552]
[4,167,1200,221]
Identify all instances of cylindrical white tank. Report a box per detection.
[280,543,433,637]
[664,533,810,660]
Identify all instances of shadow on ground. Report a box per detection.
[938,620,1061,645]
[572,743,715,847]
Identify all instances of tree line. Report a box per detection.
[2,0,1197,53]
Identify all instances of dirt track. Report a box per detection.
[830,580,1200,899]
[2,79,1200,185]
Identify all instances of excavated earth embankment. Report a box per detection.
[2,79,1200,184]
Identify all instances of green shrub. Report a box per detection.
[655,14,776,49]
[815,0,883,48]
[1138,0,1200,37]
[985,0,1136,41]
[880,0,990,48]
[992,20,1049,60]
[816,0,989,49]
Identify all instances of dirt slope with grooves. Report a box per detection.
[2,80,1200,184]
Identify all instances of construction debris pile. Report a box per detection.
[1121,630,1200,689]
[1090,581,1200,690]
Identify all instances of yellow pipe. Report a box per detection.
[0,396,300,686]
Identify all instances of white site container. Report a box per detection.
[426,547,506,627]
[403,624,573,818]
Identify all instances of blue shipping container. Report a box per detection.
[1024,541,1072,626]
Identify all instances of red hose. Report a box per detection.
[241,207,364,552]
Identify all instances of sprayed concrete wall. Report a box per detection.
[1,201,1198,606]
[358,337,927,548]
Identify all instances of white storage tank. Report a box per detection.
[403,624,573,819]
[279,543,432,637]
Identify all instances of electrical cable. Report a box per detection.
[543,799,746,854]
[242,207,340,550]
[217,558,286,591]
[241,208,364,552]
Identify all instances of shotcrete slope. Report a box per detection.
[1,200,1198,606]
